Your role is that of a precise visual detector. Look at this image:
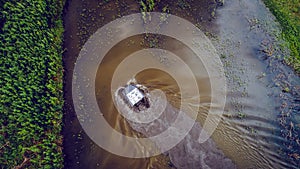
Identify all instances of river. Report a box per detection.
[62,0,300,168]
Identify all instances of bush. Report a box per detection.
[0,0,64,168]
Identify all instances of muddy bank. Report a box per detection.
[209,0,300,168]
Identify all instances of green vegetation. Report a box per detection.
[140,0,157,23]
[0,0,64,168]
[237,112,247,119]
[140,0,156,12]
[263,0,300,73]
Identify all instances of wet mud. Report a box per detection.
[62,0,300,168]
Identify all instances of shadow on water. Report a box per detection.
[62,0,300,168]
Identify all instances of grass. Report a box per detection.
[140,0,155,12]
[262,0,300,74]
[0,0,64,168]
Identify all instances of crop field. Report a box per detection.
[0,0,299,168]
[0,0,64,168]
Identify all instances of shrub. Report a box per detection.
[0,0,64,168]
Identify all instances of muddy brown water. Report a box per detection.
[63,0,300,168]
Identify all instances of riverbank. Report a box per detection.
[0,1,64,168]
[262,0,300,74]
[211,0,300,167]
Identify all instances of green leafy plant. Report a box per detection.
[140,0,155,12]
[0,0,64,168]
[140,0,157,23]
